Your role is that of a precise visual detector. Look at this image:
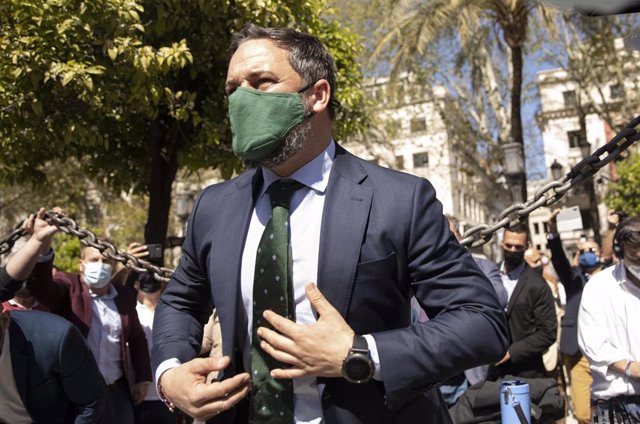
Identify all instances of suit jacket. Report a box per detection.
[8,310,106,423]
[153,145,509,424]
[27,259,152,390]
[492,266,557,379]
[547,234,587,356]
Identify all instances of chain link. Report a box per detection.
[458,114,640,247]
[0,214,172,282]
[2,115,640,270]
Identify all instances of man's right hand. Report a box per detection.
[159,356,251,421]
[547,209,560,235]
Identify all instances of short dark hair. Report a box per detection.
[615,216,640,252]
[504,223,530,243]
[229,23,338,119]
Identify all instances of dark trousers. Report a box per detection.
[105,377,134,424]
[135,400,176,424]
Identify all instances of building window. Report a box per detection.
[413,152,429,168]
[563,90,577,108]
[395,155,404,169]
[567,130,582,148]
[534,222,540,235]
[610,83,623,100]
[410,117,427,133]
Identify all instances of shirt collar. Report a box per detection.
[7,299,39,309]
[89,283,118,300]
[260,139,335,197]
[500,260,526,280]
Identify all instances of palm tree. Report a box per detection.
[373,0,556,202]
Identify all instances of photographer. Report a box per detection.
[578,216,640,423]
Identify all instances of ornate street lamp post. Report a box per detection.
[501,140,527,203]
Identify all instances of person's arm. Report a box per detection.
[152,187,251,421]
[508,276,558,364]
[3,208,59,282]
[58,322,107,423]
[578,273,629,375]
[601,210,619,263]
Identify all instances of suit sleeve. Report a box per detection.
[548,235,582,300]
[0,266,23,302]
[152,189,213,371]
[26,257,69,312]
[372,178,509,410]
[508,277,557,364]
[57,322,107,423]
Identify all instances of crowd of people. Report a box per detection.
[1,23,639,424]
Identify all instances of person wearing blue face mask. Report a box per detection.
[546,209,603,424]
[25,211,153,424]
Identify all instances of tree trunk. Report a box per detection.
[145,119,179,265]
[510,44,528,203]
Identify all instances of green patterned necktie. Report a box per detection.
[250,179,304,424]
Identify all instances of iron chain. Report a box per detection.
[459,113,640,247]
[0,214,173,282]
[2,115,640,270]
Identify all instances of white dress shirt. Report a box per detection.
[87,284,123,385]
[136,302,161,401]
[578,263,640,399]
[156,140,381,423]
[500,261,526,304]
[0,330,32,424]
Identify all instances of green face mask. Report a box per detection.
[229,85,311,161]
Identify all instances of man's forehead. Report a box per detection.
[504,230,527,242]
[227,39,292,78]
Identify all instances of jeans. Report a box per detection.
[439,373,470,408]
[105,377,134,424]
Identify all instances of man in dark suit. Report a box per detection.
[492,224,557,379]
[153,24,509,424]
[0,210,106,423]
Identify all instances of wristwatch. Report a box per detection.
[341,335,375,384]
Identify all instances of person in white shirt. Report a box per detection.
[578,216,640,423]
[134,272,176,424]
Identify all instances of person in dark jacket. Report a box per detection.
[546,209,603,424]
[0,210,106,423]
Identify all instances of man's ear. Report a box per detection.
[310,79,331,114]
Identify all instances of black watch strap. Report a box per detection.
[353,335,368,351]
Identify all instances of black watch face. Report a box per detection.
[345,354,372,382]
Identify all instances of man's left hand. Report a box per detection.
[258,283,354,379]
[132,382,148,406]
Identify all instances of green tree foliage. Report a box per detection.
[52,232,81,273]
[0,0,367,252]
[605,152,640,217]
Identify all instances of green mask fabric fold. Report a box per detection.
[229,88,307,161]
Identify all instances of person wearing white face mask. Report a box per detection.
[578,216,640,423]
[25,209,153,424]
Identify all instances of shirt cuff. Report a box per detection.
[155,358,182,388]
[363,334,383,381]
[37,248,54,263]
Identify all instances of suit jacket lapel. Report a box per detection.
[210,170,260,376]
[9,321,30,412]
[318,148,372,317]
[507,267,529,316]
